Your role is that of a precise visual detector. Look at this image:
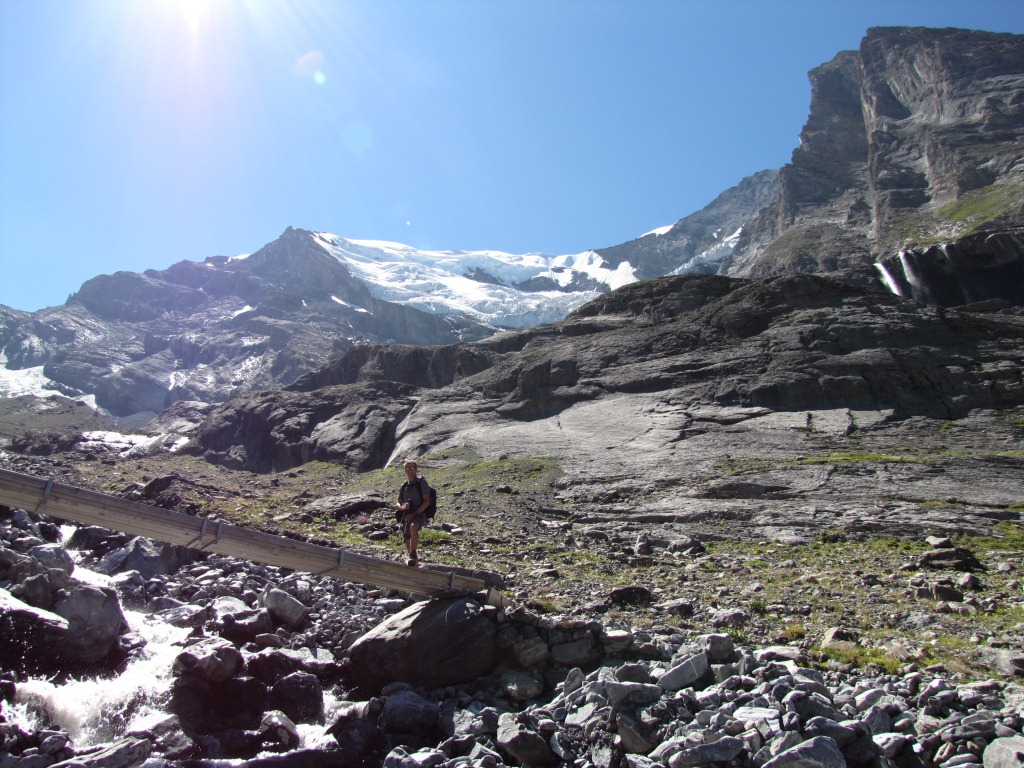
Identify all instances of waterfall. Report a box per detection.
[898,249,931,304]
[873,261,905,297]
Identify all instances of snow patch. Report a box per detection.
[331,296,371,313]
[0,352,96,408]
[672,227,743,275]
[642,224,673,237]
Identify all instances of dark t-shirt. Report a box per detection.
[400,477,427,509]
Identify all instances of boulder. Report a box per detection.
[379,690,440,735]
[658,650,710,692]
[27,543,74,574]
[0,587,69,672]
[262,587,309,628]
[173,637,244,683]
[344,596,498,693]
[269,671,323,724]
[496,713,554,767]
[50,584,126,665]
[96,536,195,579]
[984,735,1024,768]
[59,736,153,768]
[762,735,846,768]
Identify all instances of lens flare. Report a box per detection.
[295,49,327,85]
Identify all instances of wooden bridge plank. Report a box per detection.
[0,468,485,597]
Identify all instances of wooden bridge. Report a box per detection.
[0,467,492,599]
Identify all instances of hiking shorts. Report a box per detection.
[402,513,426,540]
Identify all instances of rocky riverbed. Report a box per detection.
[2,438,1024,768]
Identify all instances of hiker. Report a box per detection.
[395,459,429,566]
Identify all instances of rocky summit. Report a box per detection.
[604,27,1024,309]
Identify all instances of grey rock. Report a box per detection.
[497,713,554,766]
[0,587,69,671]
[820,627,859,650]
[668,736,745,768]
[51,736,152,768]
[50,584,125,664]
[269,671,323,724]
[615,709,659,755]
[172,637,243,682]
[983,735,1024,768]
[261,587,309,629]
[380,690,440,735]
[502,669,544,702]
[96,537,195,579]
[345,596,497,692]
[782,690,843,723]
[658,650,709,691]
[978,647,1024,679]
[604,681,663,708]
[874,732,908,759]
[27,543,74,574]
[762,735,846,768]
[550,636,599,667]
[700,633,736,662]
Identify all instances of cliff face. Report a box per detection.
[723,27,1024,295]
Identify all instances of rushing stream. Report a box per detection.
[7,531,342,752]
[11,607,191,745]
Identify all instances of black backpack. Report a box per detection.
[401,477,437,521]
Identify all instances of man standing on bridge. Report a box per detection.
[395,459,430,567]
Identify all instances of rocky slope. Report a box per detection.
[187,271,1024,479]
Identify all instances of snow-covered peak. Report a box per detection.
[310,233,637,328]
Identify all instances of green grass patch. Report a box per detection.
[749,597,769,615]
[782,624,806,642]
[885,182,1024,247]
[954,521,1024,553]
[796,451,927,466]
[814,644,904,675]
[417,528,453,546]
[937,183,1024,232]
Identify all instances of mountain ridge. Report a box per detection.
[1,26,1023,425]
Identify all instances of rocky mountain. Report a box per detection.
[0,229,495,419]
[593,169,781,279]
[2,26,1024,428]
[721,26,1024,304]
[599,27,1024,307]
[188,272,1024,501]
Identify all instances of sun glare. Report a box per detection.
[177,0,209,37]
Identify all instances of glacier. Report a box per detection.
[312,233,636,329]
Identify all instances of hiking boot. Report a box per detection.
[407,556,419,567]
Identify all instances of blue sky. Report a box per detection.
[2,1,1022,312]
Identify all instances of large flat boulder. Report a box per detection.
[344,596,497,693]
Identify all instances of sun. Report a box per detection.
[175,0,211,38]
